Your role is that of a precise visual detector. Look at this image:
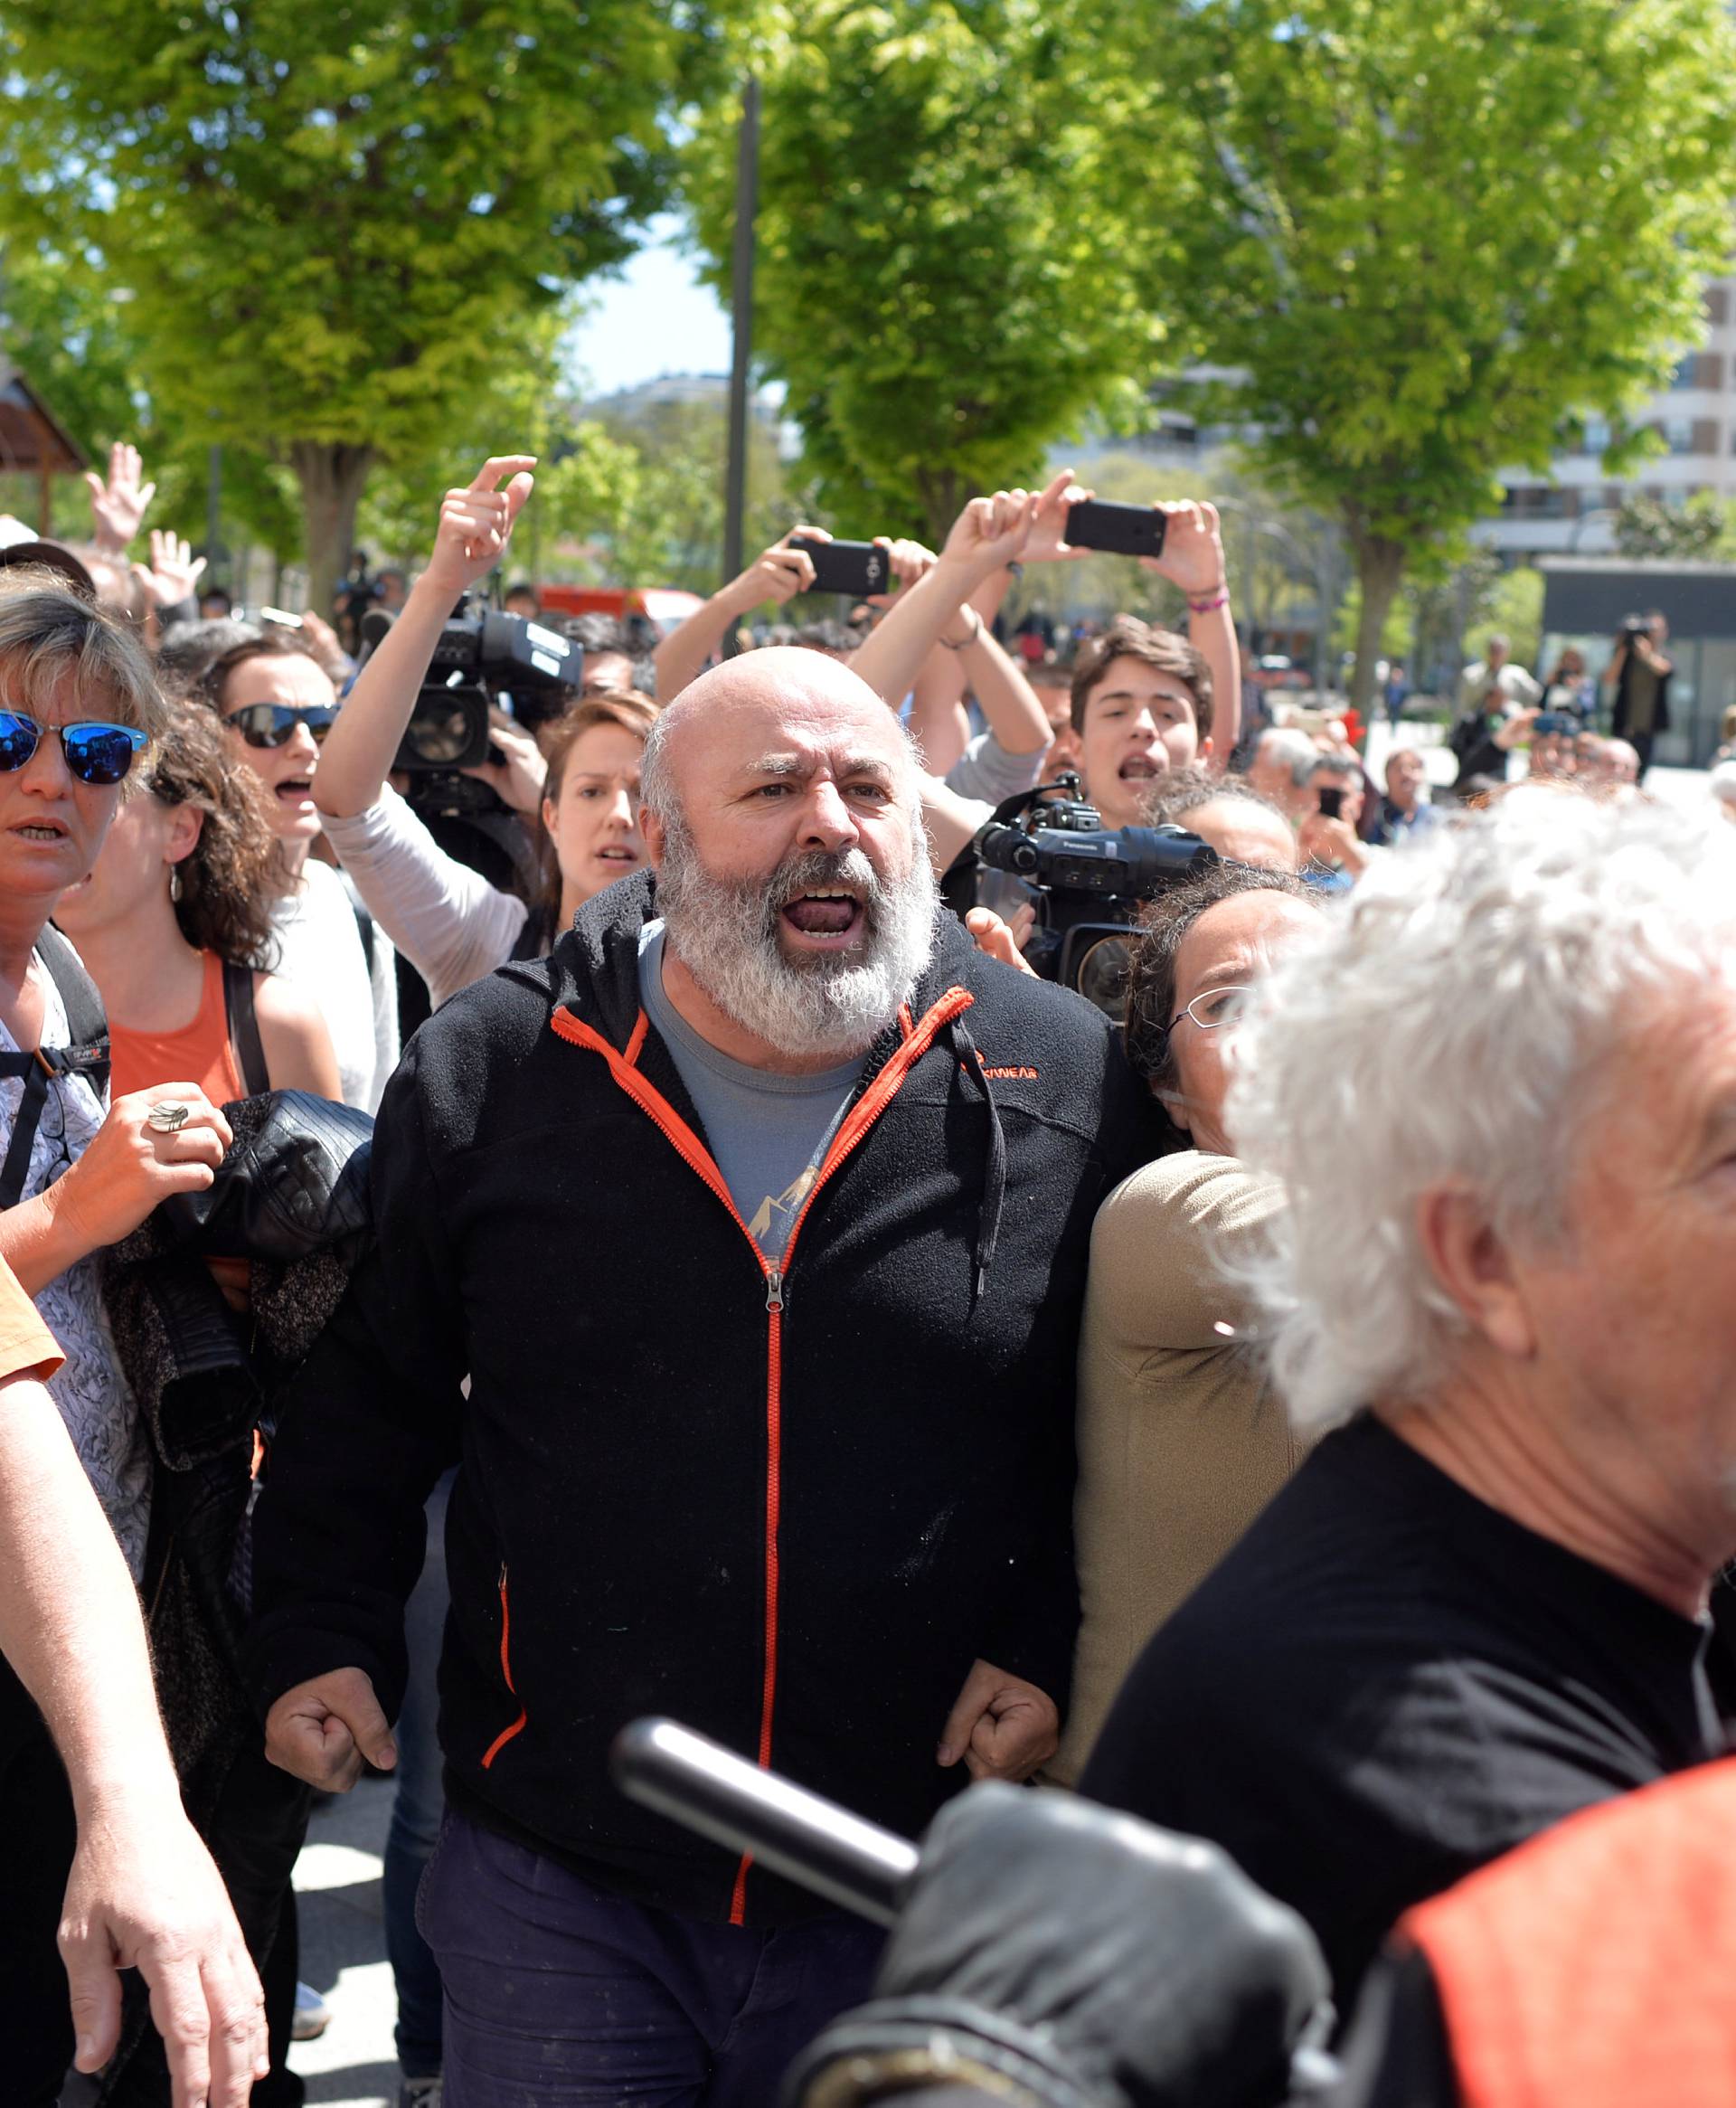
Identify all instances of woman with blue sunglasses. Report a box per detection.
[0,572,256,2099]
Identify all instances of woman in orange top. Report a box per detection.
[54,696,338,1103]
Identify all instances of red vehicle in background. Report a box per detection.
[535,584,703,638]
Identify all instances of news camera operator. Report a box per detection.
[786,1754,1736,2108]
[856,485,1241,879]
[313,456,657,1007]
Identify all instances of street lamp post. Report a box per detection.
[722,76,761,655]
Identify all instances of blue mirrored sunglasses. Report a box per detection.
[0,710,146,787]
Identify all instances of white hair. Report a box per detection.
[1225,789,1736,1435]
[1255,727,1318,789]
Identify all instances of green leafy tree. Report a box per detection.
[0,0,691,612]
[0,237,301,562]
[537,393,796,591]
[681,0,1160,544]
[1090,0,1736,709]
[1613,491,1731,562]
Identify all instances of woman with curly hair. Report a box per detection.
[53,695,339,1102]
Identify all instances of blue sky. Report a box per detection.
[565,215,733,399]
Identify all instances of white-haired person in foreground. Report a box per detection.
[1082,789,1736,2009]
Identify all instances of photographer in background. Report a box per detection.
[1604,610,1673,779]
[1296,753,1373,889]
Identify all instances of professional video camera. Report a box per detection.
[395,599,575,774]
[360,596,579,901]
[968,776,1218,1020]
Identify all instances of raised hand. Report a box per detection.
[865,537,938,608]
[130,530,207,610]
[1138,500,1230,600]
[84,442,156,553]
[1021,468,1094,564]
[422,455,538,600]
[939,487,1042,580]
[727,530,824,612]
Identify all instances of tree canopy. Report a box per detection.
[0,0,696,608]
[1081,0,1736,703]
[681,0,1159,545]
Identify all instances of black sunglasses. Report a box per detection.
[222,702,338,749]
[0,709,146,788]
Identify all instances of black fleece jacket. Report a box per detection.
[248,875,1156,1924]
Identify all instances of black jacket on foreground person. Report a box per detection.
[247,872,1156,1924]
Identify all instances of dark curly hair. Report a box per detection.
[146,698,282,969]
[1123,862,1315,1092]
[198,630,330,714]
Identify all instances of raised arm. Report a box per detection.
[852,484,1048,707]
[906,567,1028,771]
[1138,502,1240,762]
[0,1325,266,2103]
[312,454,536,821]
[652,532,820,702]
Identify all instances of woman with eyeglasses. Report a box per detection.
[0,573,249,2097]
[53,695,340,1108]
[1049,862,1325,1785]
[200,634,398,1111]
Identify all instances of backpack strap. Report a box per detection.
[222,961,270,1099]
[0,931,110,1211]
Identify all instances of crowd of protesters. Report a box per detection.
[0,439,1731,2108]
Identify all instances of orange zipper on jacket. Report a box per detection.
[552,986,974,1921]
[480,1563,526,1769]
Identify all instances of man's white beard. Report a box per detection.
[656,810,938,1063]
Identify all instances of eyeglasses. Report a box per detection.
[222,703,337,749]
[0,710,146,787]
[1165,984,1253,1035]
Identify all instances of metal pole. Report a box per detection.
[206,443,223,587]
[722,75,760,654]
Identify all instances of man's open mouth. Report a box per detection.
[1119,754,1159,780]
[781,886,864,940]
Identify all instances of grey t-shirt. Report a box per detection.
[945,728,1046,808]
[637,922,859,1261]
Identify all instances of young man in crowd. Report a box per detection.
[249,647,1154,2102]
[1084,791,1736,2008]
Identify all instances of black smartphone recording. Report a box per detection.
[1316,786,1344,821]
[1064,500,1167,560]
[789,535,892,598]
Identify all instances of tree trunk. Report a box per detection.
[1347,528,1404,717]
[291,440,375,617]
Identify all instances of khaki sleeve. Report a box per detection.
[0,1255,61,1385]
[1088,1150,1287,1354]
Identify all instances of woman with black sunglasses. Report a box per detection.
[200,634,398,1111]
[0,572,248,2096]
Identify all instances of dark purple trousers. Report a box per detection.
[418,1809,883,2106]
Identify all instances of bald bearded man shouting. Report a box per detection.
[246,650,1155,2104]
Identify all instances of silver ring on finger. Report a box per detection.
[147,1101,192,1134]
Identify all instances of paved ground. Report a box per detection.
[287,1776,403,2107]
